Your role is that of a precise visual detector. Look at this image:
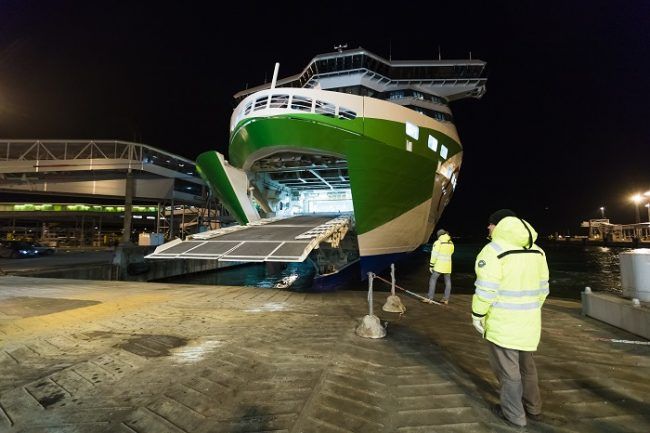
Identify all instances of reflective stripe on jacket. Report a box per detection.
[430,233,454,274]
[472,217,550,351]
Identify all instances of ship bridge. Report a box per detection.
[235,47,487,104]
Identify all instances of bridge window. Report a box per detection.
[269,94,290,109]
[405,105,453,123]
[338,107,356,120]
[429,94,448,105]
[440,144,448,159]
[315,100,336,117]
[291,96,312,111]
[253,96,269,111]
[244,101,253,115]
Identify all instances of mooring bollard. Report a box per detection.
[383,263,406,313]
[368,271,374,316]
[356,272,386,338]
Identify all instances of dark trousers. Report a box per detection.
[427,271,451,300]
[487,341,542,426]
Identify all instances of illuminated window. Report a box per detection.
[406,140,413,152]
[405,122,419,140]
[440,145,448,159]
[428,135,438,152]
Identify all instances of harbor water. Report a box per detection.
[158,241,631,299]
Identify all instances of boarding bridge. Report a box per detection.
[145,215,351,262]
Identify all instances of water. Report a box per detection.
[158,242,631,299]
[160,261,317,292]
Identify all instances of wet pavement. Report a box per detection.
[0,250,113,275]
[0,276,648,432]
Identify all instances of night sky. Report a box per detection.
[1,1,648,237]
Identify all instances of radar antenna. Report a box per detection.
[334,44,348,53]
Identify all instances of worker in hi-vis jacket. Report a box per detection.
[472,209,549,428]
[425,229,454,304]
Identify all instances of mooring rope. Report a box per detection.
[372,274,441,305]
[596,338,650,345]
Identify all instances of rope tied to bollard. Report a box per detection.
[355,272,386,339]
[372,274,443,306]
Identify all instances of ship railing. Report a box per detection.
[231,88,360,132]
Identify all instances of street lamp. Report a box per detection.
[631,194,642,223]
[599,206,605,218]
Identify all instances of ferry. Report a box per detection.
[165,46,487,287]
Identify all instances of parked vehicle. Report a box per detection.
[31,242,56,255]
[0,241,39,258]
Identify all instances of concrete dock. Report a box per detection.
[0,277,648,432]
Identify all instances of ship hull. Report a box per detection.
[197,89,463,278]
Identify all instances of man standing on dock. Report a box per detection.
[471,209,550,428]
[426,229,454,304]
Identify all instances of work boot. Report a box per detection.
[420,297,433,304]
[440,298,449,305]
[525,409,543,422]
[491,405,526,429]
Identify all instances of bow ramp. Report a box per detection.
[145,215,351,262]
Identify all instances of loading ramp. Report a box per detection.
[145,215,351,262]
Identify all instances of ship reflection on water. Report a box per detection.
[159,261,317,292]
[157,242,631,299]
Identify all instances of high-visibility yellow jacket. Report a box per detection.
[430,233,454,274]
[471,216,549,351]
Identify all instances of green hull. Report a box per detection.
[197,105,462,258]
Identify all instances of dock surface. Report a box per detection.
[0,276,648,432]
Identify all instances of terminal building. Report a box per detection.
[0,139,221,247]
[581,218,650,244]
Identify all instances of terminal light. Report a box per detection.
[631,194,642,223]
